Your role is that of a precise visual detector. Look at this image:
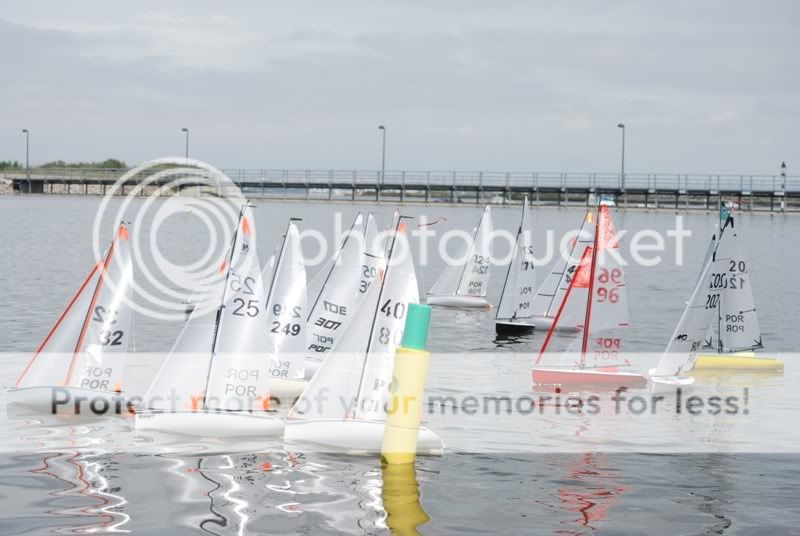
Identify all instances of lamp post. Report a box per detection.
[181,128,189,164]
[22,129,30,192]
[780,161,787,211]
[378,125,386,185]
[617,123,626,190]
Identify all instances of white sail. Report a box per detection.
[355,223,420,420]
[455,206,493,297]
[204,208,272,411]
[580,206,630,368]
[263,220,308,380]
[290,218,419,422]
[306,214,367,357]
[531,211,594,319]
[709,220,763,353]
[651,224,725,377]
[16,264,102,388]
[143,295,219,411]
[496,199,536,321]
[144,208,271,412]
[360,213,383,301]
[17,225,133,392]
[428,235,470,296]
[69,225,134,392]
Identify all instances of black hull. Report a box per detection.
[495,320,535,335]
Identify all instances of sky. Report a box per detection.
[0,1,797,174]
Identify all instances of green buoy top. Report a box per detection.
[400,303,432,351]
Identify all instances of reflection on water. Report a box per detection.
[30,450,130,533]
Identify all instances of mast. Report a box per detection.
[496,224,521,321]
[352,215,409,418]
[306,213,360,322]
[579,207,601,366]
[202,205,247,409]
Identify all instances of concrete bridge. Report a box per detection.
[3,168,798,212]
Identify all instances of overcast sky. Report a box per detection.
[0,1,796,174]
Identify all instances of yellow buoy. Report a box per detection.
[381,303,432,465]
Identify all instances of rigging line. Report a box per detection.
[306,214,361,322]
[352,215,411,419]
[202,204,247,409]
[16,261,102,387]
[544,212,590,316]
[535,246,592,365]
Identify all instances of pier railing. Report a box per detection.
[2,168,798,193]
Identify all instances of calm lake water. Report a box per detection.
[0,196,798,535]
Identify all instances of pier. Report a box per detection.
[3,168,798,212]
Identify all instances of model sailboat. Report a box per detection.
[285,216,443,453]
[647,214,730,391]
[261,218,310,401]
[136,206,283,437]
[426,205,493,308]
[695,208,782,372]
[532,205,647,389]
[9,223,133,417]
[530,211,595,330]
[304,213,382,379]
[495,197,537,334]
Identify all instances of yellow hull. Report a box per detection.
[694,352,784,372]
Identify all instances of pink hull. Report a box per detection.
[532,368,648,391]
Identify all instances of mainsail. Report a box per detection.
[578,205,631,369]
[289,217,419,422]
[306,213,382,359]
[535,206,630,369]
[263,219,308,380]
[428,206,492,298]
[16,224,133,392]
[707,217,763,353]
[144,206,271,412]
[496,198,536,322]
[651,219,727,377]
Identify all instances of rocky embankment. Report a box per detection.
[0,177,14,195]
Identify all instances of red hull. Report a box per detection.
[532,368,647,391]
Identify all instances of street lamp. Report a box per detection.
[781,161,787,190]
[181,128,189,164]
[617,123,626,190]
[378,125,386,185]
[22,129,30,190]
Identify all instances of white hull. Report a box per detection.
[269,378,307,404]
[135,410,284,438]
[284,419,444,455]
[647,369,696,394]
[6,386,129,421]
[530,315,555,329]
[530,315,582,331]
[426,295,491,308]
